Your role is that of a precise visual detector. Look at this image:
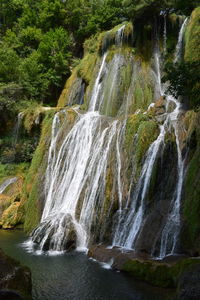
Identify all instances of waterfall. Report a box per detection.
[89,53,107,112]
[159,98,185,257]
[174,17,188,63]
[0,177,18,194]
[112,18,188,256]
[12,112,24,146]
[30,25,128,253]
[154,49,164,98]
[158,18,189,257]
[29,19,188,257]
[32,111,119,252]
[163,14,167,54]
[115,25,125,46]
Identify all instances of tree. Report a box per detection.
[163,61,200,109]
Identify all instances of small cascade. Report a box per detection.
[99,53,124,115]
[154,49,164,98]
[89,53,107,112]
[113,120,167,248]
[12,112,24,146]
[44,111,63,200]
[0,177,18,194]
[115,25,125,46]
[112,67,139,245]
[159,98,185,257]
[174,17,188,63]
[163,14,167,54]
[101,24,128,54]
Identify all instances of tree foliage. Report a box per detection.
[163,61,200,109]
[0,0,199,105]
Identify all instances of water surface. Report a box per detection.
[0,230,173,300]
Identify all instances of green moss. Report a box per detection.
[128,62,154,113]
[183,144,200,248]
[122,257,200,288]
[135,120,159,168]
[0,201,24,228]
[23,108,77,233]
[57,68,79,107]
[185,7,200,62]
[23,105,58,133]
[182,110,200,252]
[0,163,29,184]
[77,53,98,84]
[23,111,55,233]
[125,114,149,149]
[101,48,133,117]
[99,22,133,53]
[83,33,101,54]
[124,114,159,179]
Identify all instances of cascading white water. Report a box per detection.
[0,177,18,194]
[154,49,164,98]
[115,25,125,46]
[174,17,188,63]
[13,112,24,146]
[159,97,185,257]
[89,53,107,112]
[163,14,167,54]
[31,25,128,253]
[29,18,187,256]
[158,17,189,258]
[112,17,188,256]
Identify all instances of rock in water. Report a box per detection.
[0,248,32,300]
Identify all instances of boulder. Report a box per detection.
[0,248,32,300]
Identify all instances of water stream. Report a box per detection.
[0,177,18,194]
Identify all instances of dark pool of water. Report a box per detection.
[0,230,173,300]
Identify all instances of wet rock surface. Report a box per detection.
[88,244,200,297]
[0,248,32,300]
[176,263,200,300]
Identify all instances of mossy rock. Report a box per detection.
[23,108,78,233]
[122,257,200,288]
[125,113,149,150]
[23,106,57,133]
[23,111,55,233]
[181,110,200,254]
[135,120,159,168]
[185,7,200,62]
[0,201,24,229]
[124,113,159,175]
[0,248,32,300]
[57,68,84,107]
[0,176,25,229]
[99,22,133,54]
[77,53,98,85]
[0,194,11,219]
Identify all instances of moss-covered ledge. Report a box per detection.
[0,248,32,299]
[122,257,200,289]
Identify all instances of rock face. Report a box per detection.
[176,263,200,300]
[0,248,32,300]
[0,177,24,229]
[88,244,200,297]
